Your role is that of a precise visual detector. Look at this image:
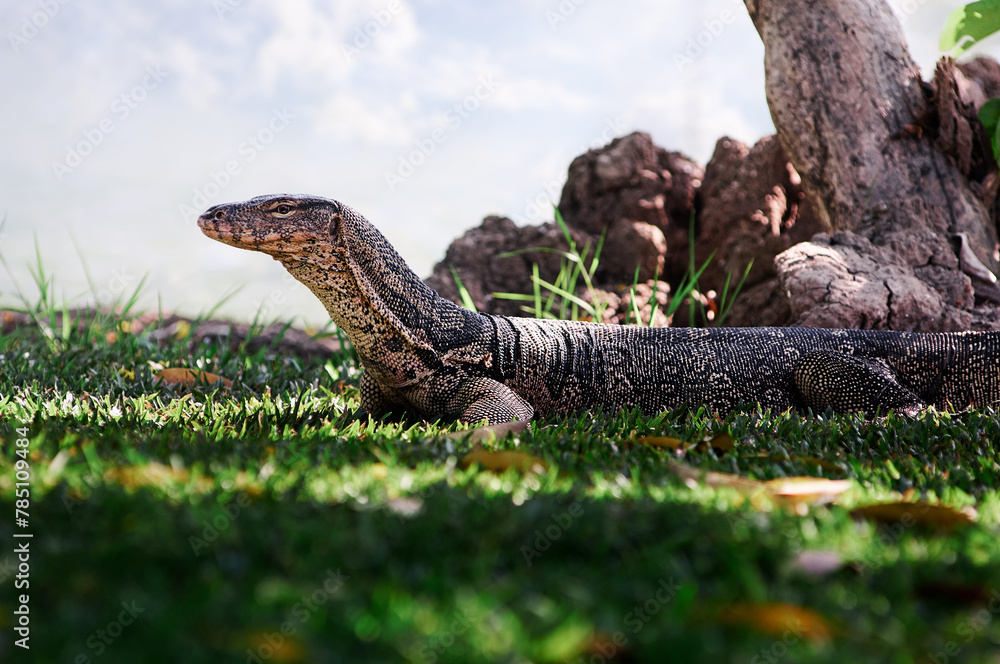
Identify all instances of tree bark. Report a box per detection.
[745,0,1000,331]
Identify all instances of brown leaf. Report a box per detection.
[765,477,851,506]
[707,432,736,453]
[154,367,233,389]
[668,461,852,513]
[720,602,832,644]
[850,501,975,529]
[634,436,688,449]
[637,432,736,454]
[461,449,548,474]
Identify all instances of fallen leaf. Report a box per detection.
[667,461,851,513]
[636,432,736,454]
[443,420,528,443]
[706,432,736,453]
[850,501,975,529]
[766,477,852,513]
[154,367,233,389]
[720,602,832,644]
[173,320,191,340]
[634,436,688,449]
[461,448,548,474]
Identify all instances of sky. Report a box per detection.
[1,0,997,327]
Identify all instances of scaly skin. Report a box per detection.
[198,194,1000,423]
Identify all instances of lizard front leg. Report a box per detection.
[359,371,408,417]
[401,373,535,425]
[454,377,535,425]
[793,350,926,416]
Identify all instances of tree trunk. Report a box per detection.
[744,0,1000,331]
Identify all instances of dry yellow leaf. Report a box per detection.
[461,449,548,474]
[173,320,191,339]
[766,477,851,504]
[721,602,832,644]
[668,461,852,513]
[764,477,852,514]
[850,501,975,529]
[154,367,233,389]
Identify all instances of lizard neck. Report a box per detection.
[333,211,490,353]
[279,207,492,376]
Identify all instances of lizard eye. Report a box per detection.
[272,203,294,218]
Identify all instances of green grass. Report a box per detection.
[488,207,752,326]
[2,292,1000,663]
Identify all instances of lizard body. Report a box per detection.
[198,194,1000,423]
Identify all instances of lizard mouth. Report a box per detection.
[197,214,280,252]
[197,218,256,247]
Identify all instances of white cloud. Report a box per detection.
[312,93,414,145]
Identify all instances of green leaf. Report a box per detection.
[532,275,597,318]
[448,265,478,312]
[978,97,1000,129]
[940,1,1000,54]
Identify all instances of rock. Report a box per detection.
[424,215,586,316]
[775,231,974,332]
[696,135,824,304]
[601,220,667,282]
[558,131,702,282]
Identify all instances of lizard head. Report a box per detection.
[198,194,442,381]
[197,193,344,265]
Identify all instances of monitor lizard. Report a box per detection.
[198,194,1000,424]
